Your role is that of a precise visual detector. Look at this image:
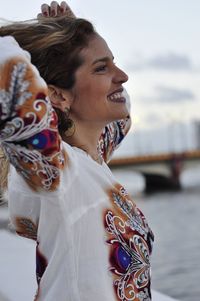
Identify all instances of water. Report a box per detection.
[112,166,200,301]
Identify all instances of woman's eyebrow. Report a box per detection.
[92,56,114,65]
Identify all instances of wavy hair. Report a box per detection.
[0,16,96,89]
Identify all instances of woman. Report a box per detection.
[0,4,154,301]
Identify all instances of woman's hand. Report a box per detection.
[37,1,76,18]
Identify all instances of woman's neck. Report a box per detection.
[63,121,104,163]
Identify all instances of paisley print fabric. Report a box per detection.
[0,38,67,191]
[98,116,131,163]
[104,184,154,300]
[98,90,131,163]
[15,216,38,240]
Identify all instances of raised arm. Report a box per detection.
[0,36,66,191]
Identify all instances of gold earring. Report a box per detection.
[63,107,75,138]
[54,107,75,138]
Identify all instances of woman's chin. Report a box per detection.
[109,109,129,122]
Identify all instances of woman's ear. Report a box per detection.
[48,85,72,112]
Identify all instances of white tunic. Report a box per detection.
[0,36,154,301]
[8,143,154,300]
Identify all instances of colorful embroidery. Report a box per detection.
[15,217,38,240]
[0,62,32,121]
[98,117,131,163]
[104,184,154,300]
[0,60,67,191]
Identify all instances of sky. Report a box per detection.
[0,0,199,132]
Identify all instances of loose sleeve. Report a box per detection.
[98,89,132,163]
[0,36,67,192]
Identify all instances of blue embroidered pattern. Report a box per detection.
[104,185,154,300]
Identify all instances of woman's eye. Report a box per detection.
[95,65,107,72]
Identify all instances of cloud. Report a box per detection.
[126,52,195,72]
[155,86,195,102]
[148,53,192,70]
[142,85,196,103]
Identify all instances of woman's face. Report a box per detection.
[68,34,129,126]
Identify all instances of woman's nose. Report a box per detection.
[114,66,129,84]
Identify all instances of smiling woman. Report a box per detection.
[66,35,129,127]
[0,2,154,301]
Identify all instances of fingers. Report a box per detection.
[60,1,76,17]
[37,13,43,19]
[41,2,58,17]
[50,1,60,17]
[39,1,76,18]
[41,3,50,17]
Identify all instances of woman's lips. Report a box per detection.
[107,92,126,103]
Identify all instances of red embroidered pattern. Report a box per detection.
[0,59,67,191]
[104,184,154,300]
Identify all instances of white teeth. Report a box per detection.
[108,92,122,100]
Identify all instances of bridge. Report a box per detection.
[109,150,200,193]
